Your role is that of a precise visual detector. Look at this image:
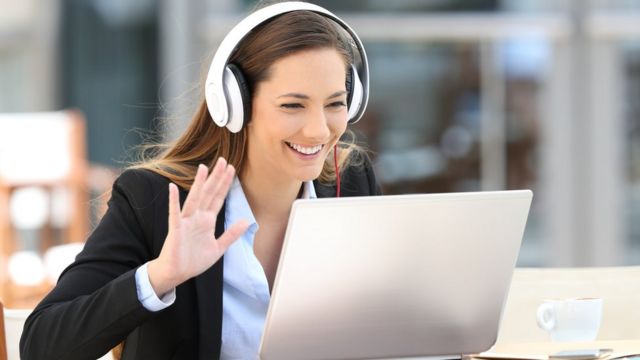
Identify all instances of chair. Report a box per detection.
[0,110,90,308]
[496,266,640,344]
[0,110,88,258]
[0,300,31,360]
[0,301,114,360]
[0,301,6,360]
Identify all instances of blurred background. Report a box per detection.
[1,0,639,307]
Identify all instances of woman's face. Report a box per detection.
[246,47,349,183]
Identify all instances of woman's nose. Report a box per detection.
[301,107,331,140]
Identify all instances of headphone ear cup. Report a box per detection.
[346,64,363,123]
[223,63,251,133]
[345,65,354,108]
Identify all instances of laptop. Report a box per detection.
[259,190,533,360]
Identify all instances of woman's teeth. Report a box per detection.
[286,142,323,155]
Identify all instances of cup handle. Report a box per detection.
[536,303,556,331]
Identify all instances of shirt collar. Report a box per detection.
[226,177,258,235]
[300,179,317,199]
[226,177,317,232]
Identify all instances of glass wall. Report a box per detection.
[354,43,484,194]
[194,0,640,266]
[2,0,640,267]
[350,39,549,265]
[197,2,561,266]
[624,40,640,262]
[60,0,160,166]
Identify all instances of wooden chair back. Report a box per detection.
[0,301,7,360]
[0,110,88,308]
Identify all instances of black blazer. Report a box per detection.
[20,155,381,360]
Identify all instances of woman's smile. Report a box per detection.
[285,141,325,157]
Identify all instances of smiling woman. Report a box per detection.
[247,48,350,185]
[19,2,381,360]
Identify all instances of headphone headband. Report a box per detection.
[205,1,369,131]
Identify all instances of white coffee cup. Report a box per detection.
[536,298,603,342]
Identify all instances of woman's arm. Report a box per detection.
[20,169,160,360]
[20,160,249,360]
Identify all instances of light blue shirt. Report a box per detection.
[220,177,316,359]
[134,177,316,360]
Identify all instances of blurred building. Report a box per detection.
[1,0,640,267]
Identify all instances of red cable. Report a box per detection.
[334,144,340,198]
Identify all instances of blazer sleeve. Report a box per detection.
[20,169,163,360]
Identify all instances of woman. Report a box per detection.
[20,2,381,359]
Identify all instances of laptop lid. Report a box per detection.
[259,190,533,360]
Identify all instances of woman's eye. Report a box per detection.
[327,101,347,108]
[281,103,303,109]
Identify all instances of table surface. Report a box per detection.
[470,340,640,359]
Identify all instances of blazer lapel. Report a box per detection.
[195,203,226,359]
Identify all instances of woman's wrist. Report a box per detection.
[147,258,179,296]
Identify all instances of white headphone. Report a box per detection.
[205,1,370,133]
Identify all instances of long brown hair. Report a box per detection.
[130,8,365,190]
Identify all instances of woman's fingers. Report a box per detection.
[181,164,207,217]
[207,164,235,215]
[199,157,227,210]
[216,219,250,251]
[167,183,180,231]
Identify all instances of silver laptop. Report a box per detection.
[259,190,533,360]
